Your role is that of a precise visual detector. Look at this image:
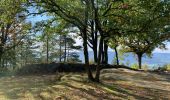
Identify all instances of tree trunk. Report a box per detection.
[114,46,119,65]
[94,24,98,63]
[46,35,49,63]
[64,35,67,63]
[83,1,94,81]
[93,36,98,64]
[95,37,103,82]
[137,53,143,69]
[93,47,98,63]
[59,35,62,62]
[103,40,108,64]
[0,54,2,68]
[2,58,5,68]
[102,50,104,64]
[90,20,98,64]
[67,48,69,62]
[82,30,94,81]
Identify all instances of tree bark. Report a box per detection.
[82,30,94,81]
[59,35,62,62]
[83,1,94,81]
[103,40,108,64]
[93,46,98,63]
[0,54,2,68]
[114,46,119,65]
[46,35,49,63]
[90,20,98,64]
[95,37,104,82]
[137,53,143,69]
[64,35,67,62]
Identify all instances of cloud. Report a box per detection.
[153,42,170,53]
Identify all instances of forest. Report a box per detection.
[0,0,170,99]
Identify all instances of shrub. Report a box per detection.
[131,63,139,69]
[158,64,170,71]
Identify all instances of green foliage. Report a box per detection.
[131,63,149,70]
[107,0,170,68]
[112,57,117,65]
[158,64,170,71]
[131,63,139,69]
[0,0,32,69]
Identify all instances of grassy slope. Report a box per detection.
[0,69,170,100]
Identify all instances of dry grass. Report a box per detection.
[0,69,170,100]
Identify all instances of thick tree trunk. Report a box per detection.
[114,46,119,65]
[137,53,143,69]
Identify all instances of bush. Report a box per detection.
[131,63,149,70]
[131,63,139,69]
[157,64,170,71]
[15,63,97,75]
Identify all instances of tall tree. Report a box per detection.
[31,0,94,81]
[0,0,31,67]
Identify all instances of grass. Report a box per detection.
[0,69,170,100]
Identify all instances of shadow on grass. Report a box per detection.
[0,75,60,100]
[0,73,169,100]
[100,82,170,100]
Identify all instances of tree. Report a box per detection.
[29,0,170,82]
[34,18,82,63]
[115,0,170,69]
[64,35,82,63]
[109,36,120,65]
[30,0,94,81]
[29,0,131,82]
[0,0,31,67]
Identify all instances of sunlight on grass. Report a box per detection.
[0,70,169,100]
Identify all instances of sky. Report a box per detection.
[154,43,170,53]
[27,15,170,53]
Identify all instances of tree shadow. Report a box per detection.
[100,82,170,100]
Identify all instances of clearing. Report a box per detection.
[0,69,170,100]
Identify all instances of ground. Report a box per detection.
[0,69,170,100]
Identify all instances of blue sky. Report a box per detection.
[27,15,170,53]
[154,42,170,53]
